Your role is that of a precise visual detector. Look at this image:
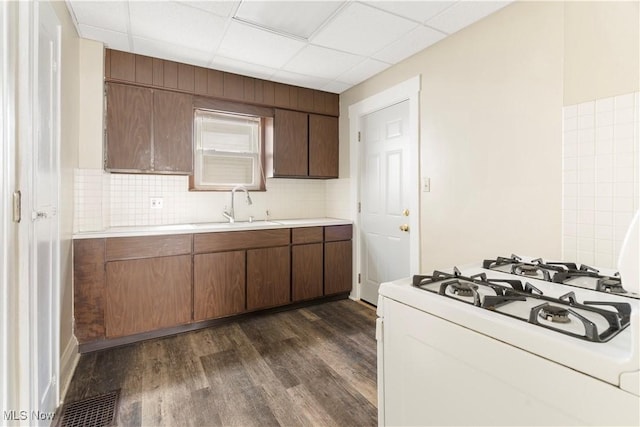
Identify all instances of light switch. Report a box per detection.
[423,177,431,192]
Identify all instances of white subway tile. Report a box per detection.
[578,101,595,115]
[594,224,613,240]
[596,97,614,113]
[615,108,635,125]
[596,111,614,127]
[594,252,614,268]
[595,182,613,198]
[595,197,613,212]
[577,209,594,224]
[578,128,595,145]
[615,93,634,109]
[564,105,578,118]
[595,238,613,255]
[614,123,635,140]
[577,223,594,238]
[578,114,594,130]
[595,210,613,226]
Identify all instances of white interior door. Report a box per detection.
[32,1,60,418]
[359,100,411,305]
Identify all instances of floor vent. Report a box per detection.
[58,390,119,427]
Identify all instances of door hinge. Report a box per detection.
[358,131,361,142]
[358,202,361,213]
[358,273,361,284]
[12,191,21,223]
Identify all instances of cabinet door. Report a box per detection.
[292,243,324,302]
[105,255,191,337]
[309,114,338,178]
[325,240,353,295]
[105,83,152,170]
[194,251,245,320]
[247,246,290,310]
[153,90,193,173]
[273,109,308,177]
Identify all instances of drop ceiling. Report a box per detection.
[66,0,512,94]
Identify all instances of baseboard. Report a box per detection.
[59,335,79,405]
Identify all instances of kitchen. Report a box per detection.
[1,1,639,426]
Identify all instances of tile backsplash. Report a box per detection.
[74,170,345,232]
[562,91,640,268]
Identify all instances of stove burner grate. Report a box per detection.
[596,278,626,294]
[412,270,632,343]
[539,305,571,323]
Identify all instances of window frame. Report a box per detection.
[190,108,267,192]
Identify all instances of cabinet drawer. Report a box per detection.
[292,227,323,244]
[325,225,352,242]
[105,234,192,261]
[194,229,290,253]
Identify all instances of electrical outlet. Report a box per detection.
[150,197,163,209]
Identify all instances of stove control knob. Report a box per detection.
[399,224,409,232]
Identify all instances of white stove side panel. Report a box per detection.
[380,297,640,427]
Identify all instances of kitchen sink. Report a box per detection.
[190,220,283,230]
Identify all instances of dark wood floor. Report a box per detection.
[64,299,378,426]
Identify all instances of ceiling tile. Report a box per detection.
[366,1,456,24]
[373,25,446,64]
[321,80,352,94]
[177,0,241,18]
[210,56,277,80]
[78,24,130,52]
[270,70,330,91]
[283,45,363,80]
[132,37,213,68]
[426,1,512,35]
[234,1,345,40]
[129,1,227,49]
[217,20,306,69]
[311,2,418,56]
[337,58,391,85]
[67,0,129,33]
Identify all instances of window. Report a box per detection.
[193,109,264,191]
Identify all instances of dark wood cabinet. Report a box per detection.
[324,225,353,295]
[309,114,339,178]
[194,251,246,320]
[292,227,324,302]
[73,239,106,343]
[292,243,324,302]
[324,240,353,295]
[272,109,338,179]
[247,246,291,310]
[73,224,351,351]
[105,255,192,338]
[105,83,153,171]
[273,109,308,177]
[153,90,193,173]
[105,82,193,174]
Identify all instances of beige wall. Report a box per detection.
[341,0,640,272]
[78,39,104,169]
[51,0,80,399]
[564,1,640,105]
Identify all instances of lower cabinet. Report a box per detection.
[74,225,353,350]
[193,251,245,321]
[292,243,324,302]
[247,246,291,310]
[105,255,192,338]
[325,240,353,295]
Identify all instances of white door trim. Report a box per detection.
[348,76,421,300]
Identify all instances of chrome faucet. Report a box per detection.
[222,185,252,223]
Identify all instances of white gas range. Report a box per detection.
[376,213,640,426]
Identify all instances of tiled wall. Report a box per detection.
[74,170,331,232]
[562,91,640,268]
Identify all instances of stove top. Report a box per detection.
[483,254,639,299]
[412,268,632,343]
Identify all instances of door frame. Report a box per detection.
[348,76,421,300]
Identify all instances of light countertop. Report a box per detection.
[73,217,352,239]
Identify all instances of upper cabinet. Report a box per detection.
[104,49,340,178]
[105,83,193,174]
[272,109,339,179]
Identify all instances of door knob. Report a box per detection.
[402,208,410,217]
[399,224,409,232]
